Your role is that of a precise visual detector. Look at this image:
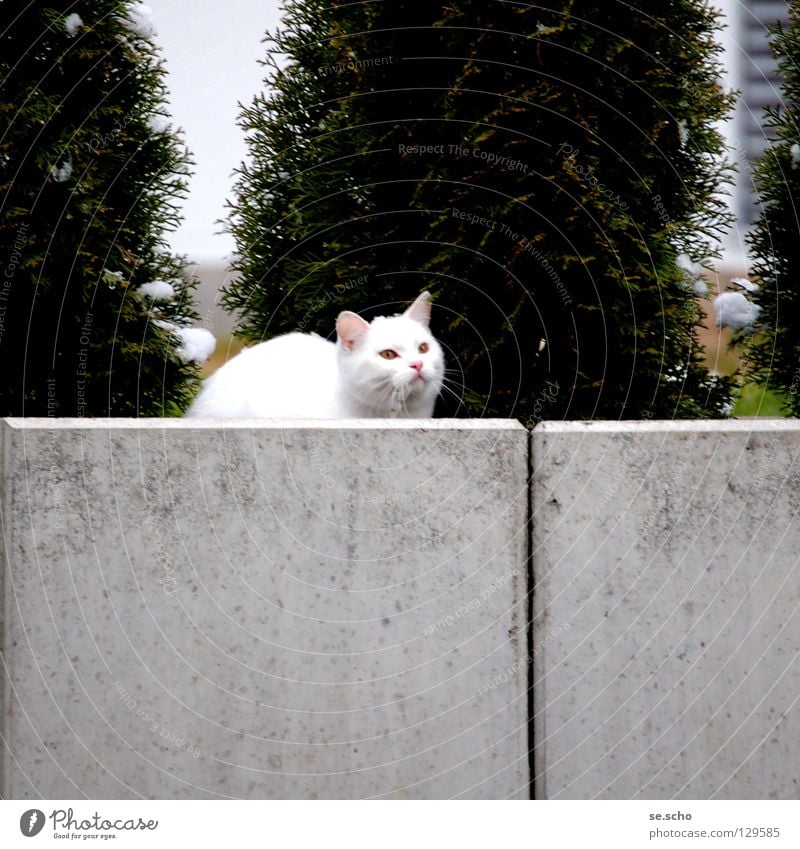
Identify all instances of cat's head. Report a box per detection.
[335,291,445,416]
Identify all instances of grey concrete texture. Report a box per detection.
[1,419,529,799]
[532,420,800,799]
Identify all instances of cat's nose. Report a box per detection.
[409,360,423,374]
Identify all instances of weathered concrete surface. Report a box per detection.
[1,419,529,799]
[532,420,800,799]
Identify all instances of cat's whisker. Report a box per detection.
[441,374,485,400]
[400,397,415,419]
[440,376,470,397]
[441,376,466,391]
[439,382,465,403]
[384,383,404,418]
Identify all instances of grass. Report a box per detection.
[731,383,787,418]
[696,288,788,419]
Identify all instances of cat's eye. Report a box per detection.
[418,342,429,354]
[379,349,398,360]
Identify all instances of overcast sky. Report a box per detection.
[149,0,742,263]
[148,0,283,260]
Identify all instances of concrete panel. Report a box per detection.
[532,420,800,799]
[1,418,529,799]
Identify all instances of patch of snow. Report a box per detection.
[174,327,216,365]
[155,320,215,364]
[120,2,156,39]
[676,253,701,275]
[730,276,759,293]
[693,279,709,297]
[102,268,125,287]
[714,291,760,332]
[791,143,800,165]
[664,366,689,384]
[50,159,73,182]
[64,13,83,36]
[146,114,170,134]
[137,279,176,301]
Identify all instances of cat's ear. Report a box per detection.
[336,311,370,351]
[405,291,432,327]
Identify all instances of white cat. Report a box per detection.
[186,291,444,418]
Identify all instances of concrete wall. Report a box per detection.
[5,418,800,800]
[532,420,800,799]
[0,418,529,799]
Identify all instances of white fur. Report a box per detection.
[186,292,444,418]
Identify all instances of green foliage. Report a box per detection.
[0,1,202,416]
[744,2,800,416]
[732,383,787,418]
[226,0,734,419]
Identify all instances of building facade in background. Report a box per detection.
[731,0,789,228]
